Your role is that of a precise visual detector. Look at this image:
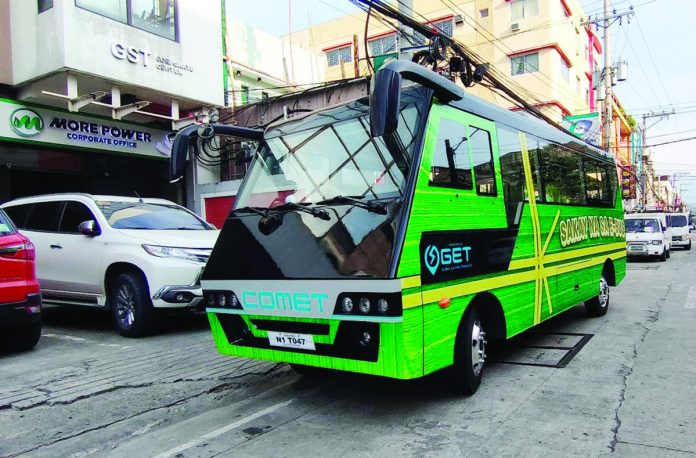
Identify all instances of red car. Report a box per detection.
[0,208,41,352]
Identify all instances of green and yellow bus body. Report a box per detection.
[191,62,625,391]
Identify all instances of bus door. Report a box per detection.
[408,104,511,373]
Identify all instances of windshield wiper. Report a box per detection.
[271,202,331,221]
[232,204,330,221]
[315,195,388,215]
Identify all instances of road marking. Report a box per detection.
[42,334,88,342]
[152,399,294,458]
[686,286,696,309]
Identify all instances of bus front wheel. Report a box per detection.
[450,305,487,395]
[585,274,610,317]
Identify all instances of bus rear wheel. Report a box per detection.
[450,305,486,395]
[585,274,610,317]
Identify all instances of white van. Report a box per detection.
[669,212,691,250]
[625,213,670,261]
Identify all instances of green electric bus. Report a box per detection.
[170,61,626,394]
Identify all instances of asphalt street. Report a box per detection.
[1,249,695,457]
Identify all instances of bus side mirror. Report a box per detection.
[169,124,200,183]
[369,67,402,138]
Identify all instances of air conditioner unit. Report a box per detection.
[454,14,464,24]
[511,22,520,31]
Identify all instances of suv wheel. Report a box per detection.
[2,321,41,352]
[111,272,159,337]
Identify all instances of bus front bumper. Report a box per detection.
[206,310,419,380]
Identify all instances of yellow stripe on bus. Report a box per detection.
[508,241,627,270]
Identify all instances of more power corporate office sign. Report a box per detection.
[0,99,173,158]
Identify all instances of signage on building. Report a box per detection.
[1,99,172,158]
[621,166,637,200]
[111,42,194,77]
[562,112,601,146]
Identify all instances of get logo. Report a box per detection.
[424,244,472,276]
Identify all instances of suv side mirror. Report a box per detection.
[78,220,101,237]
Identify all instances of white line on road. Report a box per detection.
[152,399,294,458]
[42,334,89,342]
[686,286,696,309]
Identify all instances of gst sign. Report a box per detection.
[423,243,472,276]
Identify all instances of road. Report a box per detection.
[1,249,695,457]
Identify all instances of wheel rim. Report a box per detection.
[470,319,487,376]
[115,284,136,329]
[598,276,609,309]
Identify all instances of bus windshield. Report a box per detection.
[235,87,428,209]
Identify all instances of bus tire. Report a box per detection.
[450,305,486,395]
[111,272,159,338]
[585,274,609,317]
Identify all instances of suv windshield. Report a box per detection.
[672,215,688,227]
[96,201,213,230]
[235,87,428,209]
[626,218,660,233]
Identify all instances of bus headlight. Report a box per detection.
[358,298,371,314]
[342,297,354,313]
[376,298,389,314]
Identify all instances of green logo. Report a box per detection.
[9,108,43,137]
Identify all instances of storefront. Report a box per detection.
[0,99,183,203]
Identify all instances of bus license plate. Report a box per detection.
[267,331,315,351]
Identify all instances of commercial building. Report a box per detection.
[196,13,322,227]
[0,0,225,208]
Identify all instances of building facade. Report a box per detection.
[287,0,602,121]
[0,0,225,209]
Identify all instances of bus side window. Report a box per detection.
[498,125,525,226]
[429,118,473,190]
[468,125,497,196]
[537,138,585,205]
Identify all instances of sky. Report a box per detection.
[227,0,696,207]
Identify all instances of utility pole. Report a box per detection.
[641,110,675,206]
[603,0,612,152]
[398,0,413,60]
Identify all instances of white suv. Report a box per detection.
[1,194,218,337]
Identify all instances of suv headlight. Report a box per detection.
[142,245,211,263]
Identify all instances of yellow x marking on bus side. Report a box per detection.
[520,132,559,324]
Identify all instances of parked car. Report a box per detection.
[1,194,218,337]
[625,213,670,261]
[669,212,691,250]
[0,208,42,352]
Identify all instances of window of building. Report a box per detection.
[511,0,539,21]
[561,58,570,82]
[469,126,497,195]
[480,8,489,18]
[261,91,269,101]
[429,118,472,190]
[326,45,352,67]
[38,0,53,13]
[240,85,249,105]
[368,34,397,56]
[75,0,177,41]
[413,18,454,45]
[511,52,539,75]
